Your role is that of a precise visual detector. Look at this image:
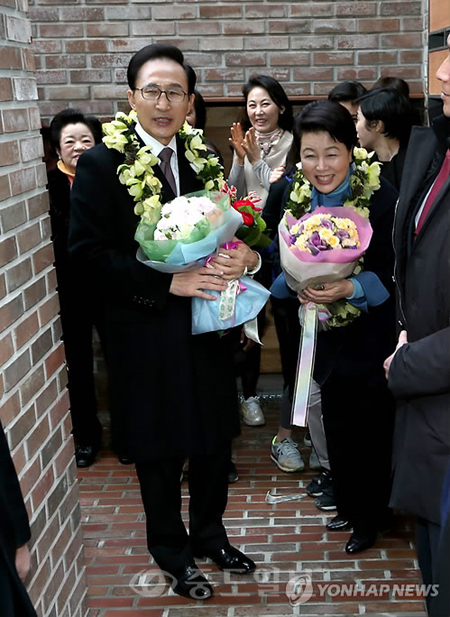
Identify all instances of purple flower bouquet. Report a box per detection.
[279,206,373,293]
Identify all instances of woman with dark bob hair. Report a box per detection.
[48,108,104,468]
[328,79,367,123]
[270,100,399,553]
[228,75,293,210]
[356,87,414,190]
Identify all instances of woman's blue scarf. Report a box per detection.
[310,164,353,210]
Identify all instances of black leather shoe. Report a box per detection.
[326,515,352,531]
[171,565,213,600]
[196,546,256,573]
[75,445,98,468]
[118,455,134,465]
[345,530,377,554]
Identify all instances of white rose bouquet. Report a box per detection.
[135,190,269,337]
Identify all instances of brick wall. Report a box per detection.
[0,3,88,617]
[29,0,427,124]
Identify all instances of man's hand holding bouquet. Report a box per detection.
[135,189,270,339]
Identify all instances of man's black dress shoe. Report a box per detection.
[326,515,352,531]
[75,445,98,468]
[196,546,256,573]
[171,565,213,600]
[345,529,377,554]
[118,455,134,465]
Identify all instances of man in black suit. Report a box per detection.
[69,44,258,600]
[0,422,38,617]
[384,35,450,615]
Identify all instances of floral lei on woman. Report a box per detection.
[102,110,225,219]
[285,147,382,328]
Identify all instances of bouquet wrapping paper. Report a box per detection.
[135,190,269,338]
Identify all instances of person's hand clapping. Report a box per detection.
[241,127,261,165]
[270,165,285,184]
[229,122,246,164]
[169,265,227,300]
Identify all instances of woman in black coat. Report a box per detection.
[273,101,399,553]
[356,87,415,191]
[47,109,103,468]
[0,422,37,617]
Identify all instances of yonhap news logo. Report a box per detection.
[286,575,439,605]
[286,571,314,605]
[129,567,439,604]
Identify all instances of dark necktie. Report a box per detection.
[415,149,450,239]
[159,147,177,196]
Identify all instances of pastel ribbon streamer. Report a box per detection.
[291,303,318,427]
[219,279,246,321]
[216,240,262,343]
[243,317,262,345]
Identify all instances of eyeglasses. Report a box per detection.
[135,85,187,103]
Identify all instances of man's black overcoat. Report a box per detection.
[389,115,450,525]
[69,135,240,461]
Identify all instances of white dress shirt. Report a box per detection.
[135,121,180,195]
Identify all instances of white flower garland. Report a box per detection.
[286,147,381,220]
[102,110,225,219]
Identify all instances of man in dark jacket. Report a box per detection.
[69,44,258,600]
[0,422,38,617]
[384,35,450,615]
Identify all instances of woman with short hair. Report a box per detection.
[356,87,414,190]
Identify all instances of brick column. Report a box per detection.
[0,3,89,616]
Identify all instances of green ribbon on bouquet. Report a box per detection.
[218,279,241,321]
[291,302,318,427]
[218,280,262,344]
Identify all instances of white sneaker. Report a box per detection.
[241,396,265,426]
[271,436,305,472]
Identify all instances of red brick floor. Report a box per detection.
[79,399,427,617]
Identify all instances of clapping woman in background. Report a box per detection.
[229,75,293,210]
[228,76,293,427]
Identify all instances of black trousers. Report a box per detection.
[270,296,301,397]
[416,517,442,614]
[135,443,231,576]
[58,285,102,448]
[229,258,271,399]
[321,373,394,531]
[228,308,266,400]
[429,512,450,617]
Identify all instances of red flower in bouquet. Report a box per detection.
[234,199,261,226]
[221,186,271,248]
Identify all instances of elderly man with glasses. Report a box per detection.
[69,44,258,600]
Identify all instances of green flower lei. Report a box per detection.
[102,110,225,219]
[285,147,382,328]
